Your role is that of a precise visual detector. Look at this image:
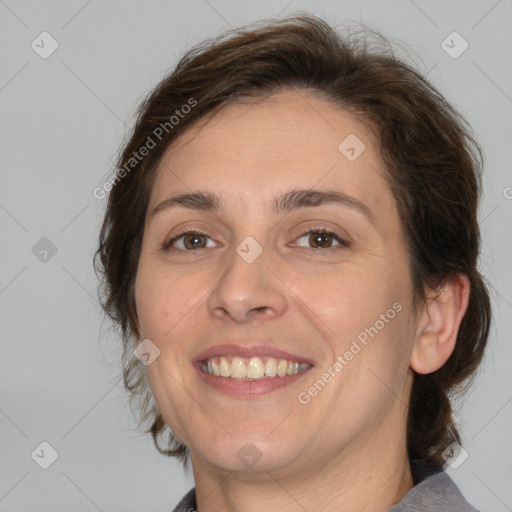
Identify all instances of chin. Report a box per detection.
[190,434,305,474]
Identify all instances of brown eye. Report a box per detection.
[309,232,334,248]
[182,233,208,249]
[295,230,347,249]
[163,231,215,251]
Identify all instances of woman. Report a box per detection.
[95,14,490,511]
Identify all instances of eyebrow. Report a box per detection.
[149,188,376,226]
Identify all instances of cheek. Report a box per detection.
[293,265,402,337]
[135,260,205,342]
[290,257,413,387]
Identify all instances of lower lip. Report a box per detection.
[194,364,312,398]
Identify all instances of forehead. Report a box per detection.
[149,89,394,220]
[163,89,378,163]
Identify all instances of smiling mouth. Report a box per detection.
[201,356,312,380]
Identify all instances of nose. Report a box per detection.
[206,239,288,324]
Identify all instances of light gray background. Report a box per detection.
[1,0,511,511]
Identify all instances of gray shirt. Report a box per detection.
[171,461,481,511]
[388,471,481,511]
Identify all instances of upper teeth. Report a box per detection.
[203,356,310,380]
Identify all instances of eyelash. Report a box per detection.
[293,228,349,249]
[161,228,349,252]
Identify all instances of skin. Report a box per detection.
[134,89,469,512]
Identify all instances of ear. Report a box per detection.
[410,274,470,374]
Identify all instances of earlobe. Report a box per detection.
[410,274,470,375]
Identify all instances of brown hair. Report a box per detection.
[94,13,491,469]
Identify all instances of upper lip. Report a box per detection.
[193,344,314,366]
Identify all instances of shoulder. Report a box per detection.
[388,471,481,512]
[170,488,196,512]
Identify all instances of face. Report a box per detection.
[135,89,418,477]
